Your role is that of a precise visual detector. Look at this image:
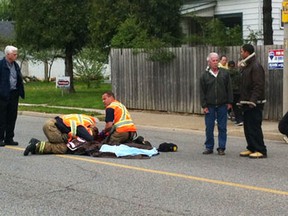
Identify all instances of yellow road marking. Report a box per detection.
[7,146,288,196]
[57,154,288,196]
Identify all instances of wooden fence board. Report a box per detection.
[110,45,284,120]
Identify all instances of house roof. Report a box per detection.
[0,21,15,39]
[181,0,217,17]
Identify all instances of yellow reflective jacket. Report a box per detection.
[60,114,96,141]
[107,101,136,133]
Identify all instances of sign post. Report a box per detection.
[56,76,70,96]
[282,0,288,115]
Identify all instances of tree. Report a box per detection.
[74,48,104,88]
[13,0,90,93]
[263,0,273,45]
[89,0,182,56]
[0,0,12,20]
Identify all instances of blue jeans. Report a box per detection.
[204,105,228,150]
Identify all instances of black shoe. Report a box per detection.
[217,148,225,155]
[23,138,40,156]
[5,139,18,146]
[203,149,213,154]
[0,140,5,147]
[133,136,144,144]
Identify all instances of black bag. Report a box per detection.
[157,142,178,152]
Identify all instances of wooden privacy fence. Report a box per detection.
[110,45,284,121]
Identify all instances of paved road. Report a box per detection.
[0,115,287,215]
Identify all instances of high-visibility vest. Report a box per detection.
[60,114,96,141]
[107,101,136,133]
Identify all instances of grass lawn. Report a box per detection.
[19,81,111,117]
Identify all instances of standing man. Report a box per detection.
[238,44,267,159]
[100,91,137,144]
[227,60,243,126]
[0,45,25,147]
[200,52,233,155]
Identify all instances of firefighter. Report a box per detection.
[23,114,98,156]
[100,91,137,144]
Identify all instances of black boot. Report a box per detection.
[23,138,40,156]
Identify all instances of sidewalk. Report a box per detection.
[19,103,284,142]
[129,110,283,142]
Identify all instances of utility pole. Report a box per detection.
[282,0,288,115]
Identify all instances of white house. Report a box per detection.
[181,0,283,45]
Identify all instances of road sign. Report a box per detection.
[268,49,284,70]
[56,76,70,88]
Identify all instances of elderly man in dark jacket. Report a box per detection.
[0,45,25,147]
[200,52,233,156]
[238,44,267,159]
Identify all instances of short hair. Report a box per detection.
[103,91,115,98]
[4,45,18,55]
[242,44,254,54]
[228,60,235,67]
[219,55,227,60]
[207,52,219,62]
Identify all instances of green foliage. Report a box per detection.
[111,16,149,48]
[0,0,12,20]
[74,48,105,88]
[13,0,91,92]
[244,26,263,45]
[184,17,243,47]
[90,0,183,57]
[14,0,90,51]
[21,81,111,109]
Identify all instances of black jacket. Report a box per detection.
[200,67,233,108]
[0,57,25,100]
[239,56,265,107]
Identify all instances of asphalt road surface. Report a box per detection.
[0,115,287,216]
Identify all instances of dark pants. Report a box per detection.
[243,104,267,155]
[232,94,243,123]
[0,90,19,142]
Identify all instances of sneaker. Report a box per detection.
[235,122,243,126]
[239,150,253,157]
[203,149,213,154]
[249,152,267,159]
[23,138,40,156]
[5,139,18,146]
[283,136,288,144]
[217,148,225,155]
[0,140,5,147]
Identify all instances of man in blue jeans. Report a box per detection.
[200,52,233,155]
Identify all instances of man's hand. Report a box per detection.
[98,131,107,139]
[203,107,209,114]
[227,104,232,110]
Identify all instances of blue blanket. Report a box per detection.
[99,144,158,157]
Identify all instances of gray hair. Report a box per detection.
[206,52,219,62]
[4,45,18,55]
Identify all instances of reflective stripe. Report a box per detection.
[110,102,133,129]
[38,141,46,154]
[70,120,77,137]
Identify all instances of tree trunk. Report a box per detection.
[263,0,273,45]
[44,60,48,81]
[65,47,75,93]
